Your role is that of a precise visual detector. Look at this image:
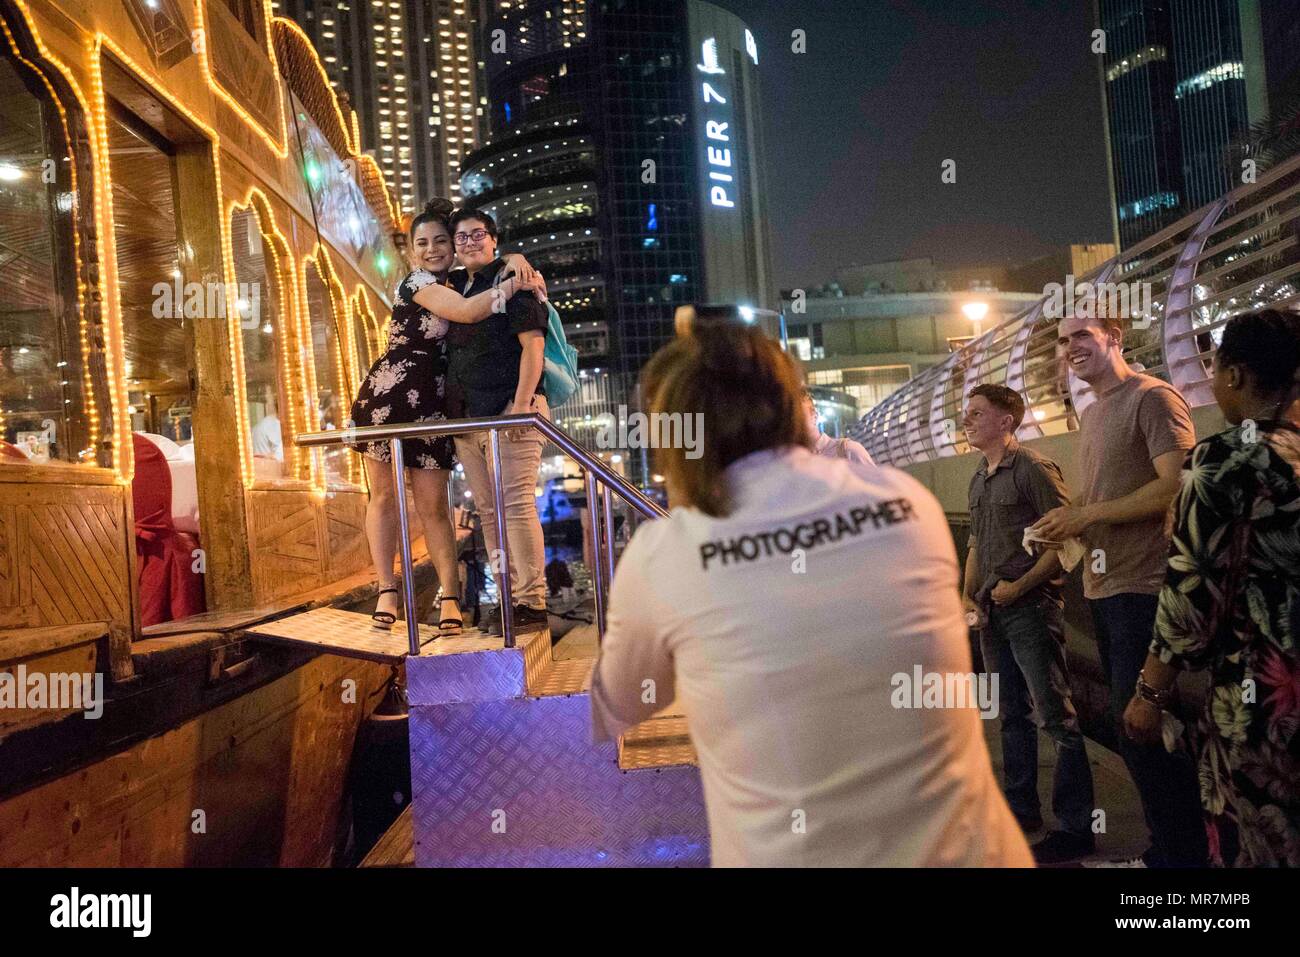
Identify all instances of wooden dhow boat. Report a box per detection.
[0,0,422,866]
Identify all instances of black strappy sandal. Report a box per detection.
[372,586,400,630]
[438,596,464,636]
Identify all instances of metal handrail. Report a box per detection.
[855,149,1300,463]
[297,413,667,654]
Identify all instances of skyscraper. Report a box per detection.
[1258,0,1300,115]
[272,0,490,210]
[457,0,769,478]
[460,0,774,433]
[1096,0,1268,249]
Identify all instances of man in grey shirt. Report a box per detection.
[962,384,1096,863]
[1034,310,1205,868]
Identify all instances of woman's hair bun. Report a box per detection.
[422,197,454,218]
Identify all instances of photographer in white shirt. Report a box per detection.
[590,317,1031,867]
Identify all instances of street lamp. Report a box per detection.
[962,300,989,337]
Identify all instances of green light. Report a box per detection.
[305,160,322,186]
[375,251,390,273]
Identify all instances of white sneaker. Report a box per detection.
[1083,856,1147,868]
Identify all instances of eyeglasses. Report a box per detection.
[453,228,491,246]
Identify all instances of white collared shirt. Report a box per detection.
[590,446,1031,867]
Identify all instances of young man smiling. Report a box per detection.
[962,384,1095,863]
[445,208,551,631]
[1032,309,1206,868]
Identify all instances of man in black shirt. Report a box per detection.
[962,384,1096,863]
[446,209,550,629]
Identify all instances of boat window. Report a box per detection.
[232,206,290,481]
[304,255,350,484]
[109,112,192,447]
[0,46,94,468]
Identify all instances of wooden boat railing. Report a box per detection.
[296,414,667,653]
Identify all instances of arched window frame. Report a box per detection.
[0,4,108,476]
[227,191,311,486]
[299,246,357,488]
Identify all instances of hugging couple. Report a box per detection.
[349,198,552,635]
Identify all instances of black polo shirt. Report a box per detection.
[445,258,548,417]
[967,438,1070,604]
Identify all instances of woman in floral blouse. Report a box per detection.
[1124,308,1300,867]
[350,198,544,632]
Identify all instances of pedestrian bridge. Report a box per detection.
[851,150,1300,749]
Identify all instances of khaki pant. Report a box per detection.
[455,394,548,610]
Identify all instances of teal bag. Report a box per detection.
[542,301,580,408]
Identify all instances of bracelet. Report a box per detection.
[1135,671,1172,710]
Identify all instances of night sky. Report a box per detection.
[708,0,1115,289]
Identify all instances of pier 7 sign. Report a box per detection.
[697,37,737,210]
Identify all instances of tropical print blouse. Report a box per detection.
[1151,422,1300,867]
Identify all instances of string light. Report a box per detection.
[273,16,401,227]
[6,1,399,489]
[0,13,97,460]
[192,0,289,159]
[87,38,132,480]
[241,190,311,482]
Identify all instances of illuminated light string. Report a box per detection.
[86,38,131,480]
[6,1,111,470]
[297,250,363,491]
[294,254,324,492]
[212,155,254,487]
[10,2,397,487]
[0,12,98,461]
[192,0,289,159]
[272,15,401,227]
[311,249,355,419]
[240,189,312,482]
[318,250,360,486]
[91,33,232,483]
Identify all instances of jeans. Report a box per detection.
[454,394,549,611]
[1090,592,1207,867]
[981,596,1095,836]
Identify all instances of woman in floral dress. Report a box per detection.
[350,198,545,632]
[1124,308,1300,867]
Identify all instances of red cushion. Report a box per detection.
[131,433,173,541]
[132,433,205,625]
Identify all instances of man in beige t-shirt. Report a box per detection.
[1033,311,1205,868]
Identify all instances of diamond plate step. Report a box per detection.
[528,657,593,697]
[407,638,708,865]
[618,713,697,771]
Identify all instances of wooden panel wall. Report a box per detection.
[0,652,391,867]
[247,488,325,603]
[0,483,131,633]
[323,491,369,581]
[246,488,370,604]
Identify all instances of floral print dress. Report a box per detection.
[349,268,456,470]
[1152,422,1300,867]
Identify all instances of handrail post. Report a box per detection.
[488,429,515,649]
[586,469,606,640]
[601,481,616,598]
[390,439,421,656]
